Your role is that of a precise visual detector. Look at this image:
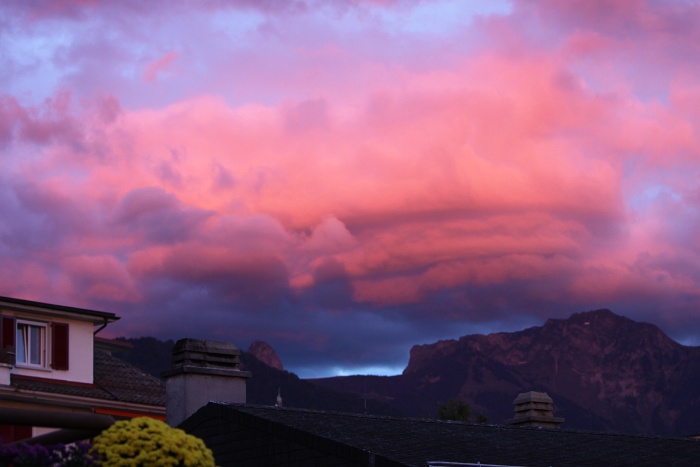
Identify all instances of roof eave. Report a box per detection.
[0,296,119,325]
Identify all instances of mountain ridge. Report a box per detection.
[313,309,700,435]
[114,309,700,435]
[112,337,400,416]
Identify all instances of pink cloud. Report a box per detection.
[0,97,22,145]
[283,97,331,133]
[18,0,99,21]
[143,51,180,83]
[4,49,661,316]
[563,30,614,57]
[0,91,80,146]
[530,0,700,39]
[128,243,290,305]
[61,254,142,303]
[3,0,700,374]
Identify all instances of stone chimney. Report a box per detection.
[162,338,251,427]
[505,391,564,429]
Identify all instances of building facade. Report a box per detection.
[0,296,165,444]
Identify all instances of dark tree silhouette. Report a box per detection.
[437,398,471,421]
[437,398,488,423]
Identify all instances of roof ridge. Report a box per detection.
[218,402,697,440]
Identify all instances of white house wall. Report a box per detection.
[9,315,94,384]
[65,319,94,384]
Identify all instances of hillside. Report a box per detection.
[115,309,700,435]
[113,338,399,416]
[312,309,700,435]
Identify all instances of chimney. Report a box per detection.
[162,338,251,427]
[506,391,564,429]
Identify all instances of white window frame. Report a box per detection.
[15,320,48,369]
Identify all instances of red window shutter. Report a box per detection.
[1,316,15,350]
[0,425,32,443]
[51,322,69,371]
[0,424,11,444]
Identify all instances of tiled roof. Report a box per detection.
[93,350,165,406]
[10,351,165,407]
[182,402,700,467]
[11,375,110,400]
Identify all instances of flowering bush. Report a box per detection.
[90,417,215,466]
[0,440,97,466]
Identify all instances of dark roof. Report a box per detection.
[181,402,700,467]
[0,296,118,323]
[12,375,109,400]
[11,350,165,407]
[93,349,166,406]
[94,336,133,352]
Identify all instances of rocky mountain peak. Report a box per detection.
[542,308,679,353]
[544,308,633,333]
[248,340,284,371]
[393,308,700,434]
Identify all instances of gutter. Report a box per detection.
[0,385,165,416]
[0,407,114,446]
[20,428,104,446]
[428,462,528,467]
[93,317,110,336]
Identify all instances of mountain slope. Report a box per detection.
[113,338,400,416]
[313,309,700,435]
[115,309,700,435]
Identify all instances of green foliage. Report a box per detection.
[91,417,215,466]
[437,398,472,421]
[437,398,489,424]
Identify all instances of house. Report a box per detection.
[0,296,165,444]
[180,402,700,467]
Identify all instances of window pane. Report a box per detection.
[16,326,26,363]
[15,322,45,367]
[29,326,42,365]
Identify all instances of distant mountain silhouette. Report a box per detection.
[113,338,399,416]
[312,309,700,435]
[115,309,700,435]
[114,336,176,378]
[248,340,284,371]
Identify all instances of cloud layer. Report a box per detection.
[2,0,700,376]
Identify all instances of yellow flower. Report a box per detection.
[91,417,215,466]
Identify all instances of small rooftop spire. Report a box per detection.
[276,387,283,407]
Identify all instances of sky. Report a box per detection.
[2,0,700,378]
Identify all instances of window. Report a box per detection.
[16,321,47,367]
[0,317,69,370]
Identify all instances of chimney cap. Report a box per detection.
[506,390,564,429]
[513,391,553,405]
[172,338,240,354]
[162,338,250,379]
